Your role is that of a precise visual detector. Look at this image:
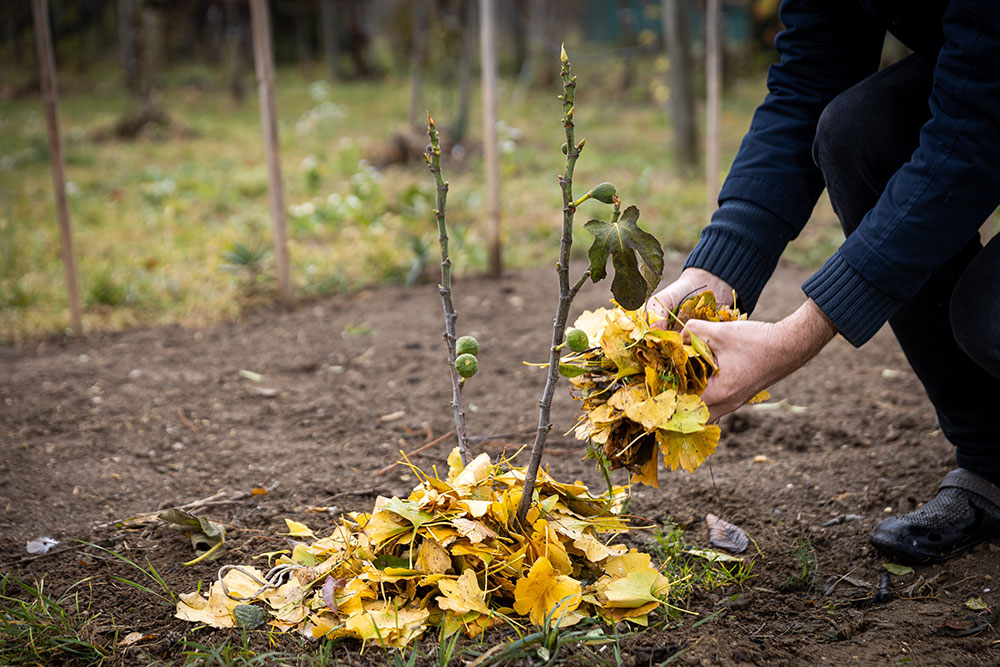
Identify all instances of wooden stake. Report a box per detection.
[31,0,83,337]
[249,0,292,308]
[705,0,721,217]
[479,0,502,278]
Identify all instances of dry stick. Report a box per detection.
[425,116,473,465]
[479,0,502,277]
[376,430,456,476]
[31,0,82,337]
[515,48,591,529]
[249,0,292,308]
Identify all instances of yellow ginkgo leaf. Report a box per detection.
[660,393,709,433]
[658,425,720,473]
[749,389,770,404]
[608,383,648,413]
[175,589,234,628]
[528,519,573,575]
[343,605,429,648]
[599,568,669,608]
[284,519,315,538]
[513,557,582,627]
[603,549,653,577]
[436,569,489,615]
[629,451,659,488]
[416,538,452,575]
[624,390,678,430]
[452,517,497,544]
[452,452,493,488]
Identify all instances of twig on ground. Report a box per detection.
[91,483,279,532]
[377,430,456,475]
[177,407,199,433]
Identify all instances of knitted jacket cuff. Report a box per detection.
[802,252,902,346]
[683,200,791,313]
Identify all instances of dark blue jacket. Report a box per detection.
[685,0,1000,345]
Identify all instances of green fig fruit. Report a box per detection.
[565,328,590,353]
[455,353,478,378]
[588,182,617,204]
[456,335,479,357]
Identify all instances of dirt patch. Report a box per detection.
[2,259,998,665]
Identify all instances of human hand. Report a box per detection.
[646,267,735,328]
[686,299,838,421]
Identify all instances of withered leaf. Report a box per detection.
[705,513,749,554]
[584,206,664,310]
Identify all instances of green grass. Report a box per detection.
[0,57,843,343]
[0,573,107,666]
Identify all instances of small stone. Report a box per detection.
[127,369,143,380]
[171,442,185,451]
[883,506,893,514]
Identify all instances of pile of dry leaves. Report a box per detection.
[565,293,767,486]
[175,450,673,648]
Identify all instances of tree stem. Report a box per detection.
[516,49,581,528]
[425,116,473,465]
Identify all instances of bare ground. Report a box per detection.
[2,258,998,665]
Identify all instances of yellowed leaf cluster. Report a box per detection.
[567,293,766,485]
[176,450,673,648]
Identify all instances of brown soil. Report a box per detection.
[2,259,998,666]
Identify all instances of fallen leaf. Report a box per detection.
[965,597,989,611]
[118,631,155,647]
[882,563,914,576]
[705,514,749,554]
[436,569,489,615]
[513,557,582,626]
[685,548,744,563]
[283,518,315,538]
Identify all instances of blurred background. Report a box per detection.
[1,0,853,343]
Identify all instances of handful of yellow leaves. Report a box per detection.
[176,450,671,648]
[565,292,767,487]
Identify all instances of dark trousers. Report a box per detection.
[812,54,1000,479]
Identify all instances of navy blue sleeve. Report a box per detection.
[804,0,1000,345]
[685,0,885,312]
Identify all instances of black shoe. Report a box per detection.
[869,468,1000,564]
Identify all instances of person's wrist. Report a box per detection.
[774,299,837,369]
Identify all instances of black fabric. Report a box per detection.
[811,54,1000,479]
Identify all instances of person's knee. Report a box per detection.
[812,86,884,187]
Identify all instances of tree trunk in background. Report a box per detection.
[408,0,429,131]
[31,0,83,337]
[452,0,476,146]
[320,0,341,79]
[224,0,248,103]
[345,0,375,78]
[512,0,544,102]
[663,0,697,172]
[117,0,139,94]
[138,1,163,107]
[295,8,313,69]
[619,0,636,94]
[705,0,722,215]
[249,0,292,308]
[479,0,502,278]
